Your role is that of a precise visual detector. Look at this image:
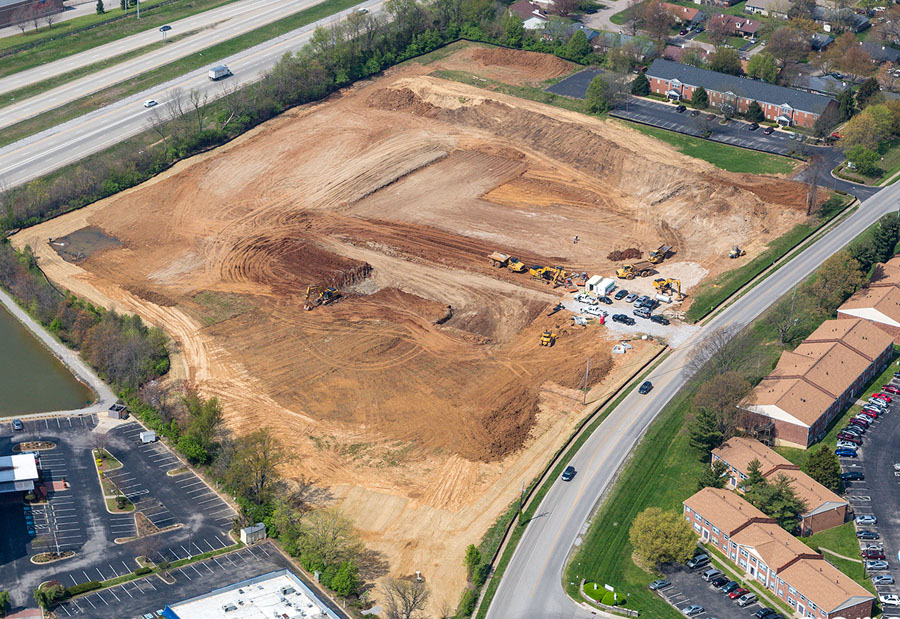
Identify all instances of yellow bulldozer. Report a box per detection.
[507,257,528,273]
[540,330,557,346]
[648,244,672,264]
[653,278,683,301]
[616,261,655,280]
[729,246,746,259]
[304,285,340,311]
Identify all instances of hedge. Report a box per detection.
[64,580,101,597]
[133,567,152,576]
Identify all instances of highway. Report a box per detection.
[0,0,382,189]
[485,184,897,619]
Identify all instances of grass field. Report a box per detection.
[622,121,798,175]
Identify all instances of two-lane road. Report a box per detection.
[486,185,895,619]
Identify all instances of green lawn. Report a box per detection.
[622,121,798,175]
[694,32,746,49]
[836,138,900,186]
[0,0,243,77]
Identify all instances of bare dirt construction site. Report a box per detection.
[14,44,814,611]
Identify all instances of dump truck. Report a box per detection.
[616,261,654,280]
[488,252,510,268]
[304,285,340,310]
[648,244,672,264]
[729,246,746,259]
[540,330,556,346]
[208,65,233,80]
[507,257,527,273]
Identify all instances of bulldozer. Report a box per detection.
[304,285,340,311]
[507,257,528,273]
[729,246,746,259]
[540,330,557,346]
[616,261,655,280]
[653,278,683,301]
[648,244,672,264]
[488,252,510,268]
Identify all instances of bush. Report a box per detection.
[64,581,101,597]
[600,590,627,606]
[457,587,478,616]
[133,567,152,576]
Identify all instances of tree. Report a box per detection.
[857,77,881,108]
[746,100,764,122]
[690,86,708,109]
[297,508,364,569]
[805,446,841,493]
[96,0,105,14]
[226,428,286,504]
[681,48,708,68]
[688,408,723,456]
[696,460,729,491]
[382,578,430,619]
[631,71,650,96]
[837,87,855,121]
[788,15,818,36]
[767,26,808,66]
[872,212,900,263]
[642,0,675,52]
[747,473,808,530]
[566,29,591,61]
[629,507,697,567]
[746,52,778,83]
[709,47,742,76]
[33,583,63,610]
[0,591,9,618]
[693,371,751,437]
[464,544,481,581]
[182,389,224,453]
[804,250,866,313]
[706,16,732,48]
[585,75,614,113]
[504,14,524,47]
[121,0,126,10]
[623,0,642,36]
[846,144,881,176]
[841,111,882,151]
[687,325,745,377]
[329,561,360,596]
[840,45,873,80]
[790,0,816,19]
[814,103,841,137]
[767,289,811,344]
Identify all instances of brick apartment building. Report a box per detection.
[838,256,900,342]
[739,318,893,448]
[711,437,848,534]
[0,0,65,28]
[683,488,874,619]
[645,59,838,128]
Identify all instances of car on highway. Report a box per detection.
[649,578,671,590]
[143,99,158,108]
[862,549,885,560]
[728,587,748,599]
[651,314,670,325]
[873,575,895,585]
[748,122,759,131]
[625,293,638,303]
[857,529,879,539]
[355,7,369,13]
[686,553,709,569]
[12,419,23,431]
[682,605,704,616]
[763,127,774,135]
[614,289,629,300]
[561,465,576,481]
[881,594,900,606]
[841,471,864,481]
[639,381,653,394]
[676,105,687,113]
[835,447,858,457]
[867,560,890,571]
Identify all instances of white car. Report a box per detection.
[575,293,597,305]
[837,440,858,450]
[856,515,878,525]
[881,594,900,606]
[143,99,158,108]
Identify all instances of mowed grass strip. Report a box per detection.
[0,0,362,148]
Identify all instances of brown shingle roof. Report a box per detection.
[804,318,893,361]
[780,558,874,613]
[869,258,900,288]
[772,342,869,398]
[712,437,796,477]
[662,1,700,20]
[776,469,846,517]
[745,376,835,427]
[731,522,818,571]
[838,286,900,325]
[683,487,773,536]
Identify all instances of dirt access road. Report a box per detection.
[13,44,812,611]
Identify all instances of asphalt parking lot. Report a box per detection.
[0,415,238,613]
[840,371,900,606]
[563,293,700,347]
[546,68,602,98]
[658,564,768,618]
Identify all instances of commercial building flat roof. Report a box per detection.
[0,453,38,494]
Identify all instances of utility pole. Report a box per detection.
[518,481,525,517]
[582,356,590,405]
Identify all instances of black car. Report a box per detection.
[614,289,629,300]
[676,105,686,113]
[706,113,716,120]
[721,580,739,594]
[691,110,700,117]
[754,610,781,619]
[561,465,576,481]
[710,575,729,588]
[857,529,879,540]
[749,122,760,131]
[763,126,774,135]
[841,471,865,482]
[651,314,670,325]
[638,380,653,394]
[613,313,636,326]
[598,296,613,305]
[642,298,659,310]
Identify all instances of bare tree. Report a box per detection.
[382,578,430,619]
[642,0,675,52]
[687,325,745,378]
[623,0,642,36]
[805,153,821,216]
[43,9,57,29]
[188,89,208,133]
[13,6,31,34]
[706,16,733,48]
[30,4,42,31]
[767,289,808,344]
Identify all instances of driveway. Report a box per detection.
[656,565,768,618]
[581,0,626,34]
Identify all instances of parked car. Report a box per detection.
[614,289,629,300]
[850,417,870,428]
[701,568,723,582]
[894,461,900,471]
[649,579,671,590]
[728,587,749,599]
[598,296,613,305]
[866,398,887,409]
[857,515,878,525]
[837,440,859,450]
[737,593,757,607]
[754,609,780,619]
[639,381,653,395]
[883,385,900,394]
[710,575,729,588]
[676,105,687,113]
[575,293,597,305]
[867,560,890,571]
[841,471,864,481]
[864,542,884,551]
[584,306,607,318]
[634,295,650,307]
[862,549,886,560]
[835,447,858,457]
[706,113,716,120]
[651,314,670,325]
[721,581,739,594]
[642,298,659,310]
[561,465,576,481]
[873,575,895,585]
[613,314,636,326]
[682,605,704,617]
[836,433,861,445]
[680,28,689,35]
[858,409,878,419]
[881,594,900,607]
[873,392,892,402]
[842,425,864,435]
[12,419,24,432]
[691,109,700,116]
[686,553,709,569]
[857,529,879,539]
[625,293,638,303]
[748,122,760,131]
[862,405,883,415]
[633,307,652,319]
[763,127,774,135]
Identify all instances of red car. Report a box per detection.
[872,393,892,403]
[882,385,900,394]
[859,409,878,419]
[862,549,886,560]
[837,432,862,444]
[849,418,870,428]
[729,587,749,599]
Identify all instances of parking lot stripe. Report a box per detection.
[95,592,108,605]
[180,567,192,580]
[84,596,96,609]
[107,587,120,602]
[96,567,106,580]
[214,535,228,548]
[82,570,91,582]
[204,539,216,551]
[191,564,203,577]
[120,583,134,598]
[196,497,220,505]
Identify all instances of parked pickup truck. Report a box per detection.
[208,65,233,80]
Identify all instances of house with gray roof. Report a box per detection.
[812,6,870,33]
[861,41,900,64]
[790,72,847,97]
[645,59,839,128]
[745,0,792,19]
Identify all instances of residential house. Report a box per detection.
[711,437,848,534]
[745,0,793,19]
[812,6,870,33]
[509,0,549,29]
[645,58,839,128]
[691,0,742,7]
[0,0,65,28]
[663,44,712,62]
[708,13,761,38]
[809,33,834,51]
[683,488,874,619]
[662,2,704,26]
[838,256,900,342]
[790,72,846,96]
[564,23,599,45]
[739,318,894,448]
[861,41,900,64]
[592,32,656,59]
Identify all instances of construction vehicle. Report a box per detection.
[648,244,672,264]
[653,278,683,301]
[548,266,566,287]
[547,302,565,317]
[488,252,510,268]
[729,246,746,259]
[616,261,655,280]
[540,330,557,346]
[304,285,340,310]
[507,257,528,273]
[529,265,546,279]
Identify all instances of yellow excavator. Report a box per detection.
[507,257,528,273]
[729,246,746,259]
[540,330,557,346]
[304,285,340,311]
[648,244,672,264]
[653,278,683,301]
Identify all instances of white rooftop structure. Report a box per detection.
[164,569,339,619]
[0,453,39,494]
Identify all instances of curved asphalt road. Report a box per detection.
[0,0,383,189]
[485,185,897,619]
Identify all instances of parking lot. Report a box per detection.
[658,564,770,618]
[0,415,238,611]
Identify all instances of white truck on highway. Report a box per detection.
[208,65,232,81]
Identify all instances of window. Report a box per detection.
[788,586,797,596]
[703,519,710,526]
[740,549,748,558]
[712,526,720,535]
[695,512,702,520]
[799,594,806,602]
[789,599,796,608]
[731,542,737,550]
[740,559,747,568]
[809,602,816,610]
[693,522,701,533]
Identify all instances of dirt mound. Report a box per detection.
[123,285,177,307]
[607,248,642,261]
[548,352,614,389]
[367,87,438,116]
[469,47,573,77]
[474,382,540,461]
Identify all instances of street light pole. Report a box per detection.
[137,0,140,18]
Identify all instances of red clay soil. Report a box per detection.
[607,248,642,261]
